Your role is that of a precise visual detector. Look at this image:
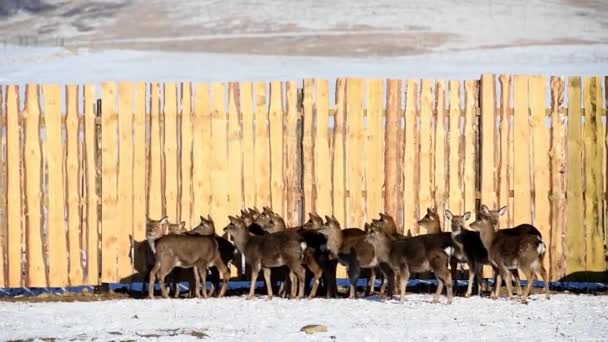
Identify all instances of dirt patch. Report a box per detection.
[0,290,131,303]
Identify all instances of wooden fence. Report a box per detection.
[0,75,606,288]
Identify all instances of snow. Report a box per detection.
[0,294,606,341]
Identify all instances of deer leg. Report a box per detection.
[539,261,550,300]
[247,263,261,300]
[308,262,323,299]
[148,261,161,299]
[503,268,514,299]
[520,266,534,304]
[216,259,230,298]
[199,266,208,299]
[292,264,306,299]
[399,266,410,304]
[511,269,522,297]
[465,262,476,298]
[492,273,502,299]
[263,268,274,300]
[367,269,377,295]
[430,257,448,304]
[192,266,202,299]
[159,267,173,299]
[289,271,297,298]
[347,263,361,299]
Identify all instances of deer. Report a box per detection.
[223,215,307,300]
[469,205,550,303]
[147,231,230,299]
[366,213,403,296]
[365,220,454,304]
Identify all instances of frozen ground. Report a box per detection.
[0,294,607,341]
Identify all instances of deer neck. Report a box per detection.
[477,224,497,251]
[230,229,251,253]
[368,235,390,262]
[324,227,343,256]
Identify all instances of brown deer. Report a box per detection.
[224,215,307,300]
[469,205,550,303]
[186,215,216,236]
[417,208,443,234]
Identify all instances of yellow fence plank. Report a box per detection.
[583,77,605,272]
[83,85,99,285]
[419,80,433,230]
[480,74,497,212]
[240,82,255,210]
[513,76,532,224]
[44,84,68,286]
[211,82,228,229]
[23,84,45,287]
[346,78,365,227]
[463,80,477,220]
[333,79,347,226]
[148,83,162,218]
[315,79,332,217]
[192,83,211,219]
[164,83,178,222]
[529,76,551,272]
[284,81,299,227]
[255,82,270,210]
[66,84,84,285]
[384,79,402,232]
[132,82,146,242]
[117,82,134,281]
[269,81,284,216]
[302,79,315,216]
[6,85,22,287]
[181,82,193,229]
[404,80,419,234]
[228,82,242,217]
[448,80,462,215]
[498,75,512,228]
[434,80,447,215]
[0,85,6,287]
[365,79,383,221]
[550,76,566,280]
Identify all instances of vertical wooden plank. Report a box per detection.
[192,83,211,220]
[302,79,315,216]
[346,78,365,228]
[132,82,146,242]
[6,85,22,287]
[180,82,193,229]
[116,82,134,281]
[480,74,497,213]
[66,85,84,285]
[498,75,512,228]
[23,84,45,287]
[404,80,419,234]
[148,83,162,217]
[365,79,383,221]
[385,79,402,232]
[583,77,605,272]
[284,81,299,227]
[566,77,585,274]
[315,79,332,217]
[211,83,228,229]
[434,80,447,215]
[550,76,566,280]
[463,80,477,220]
[240,83,255,211]
[164,83,178,222]
[228,82,242,217]
[448,80,462,215]
[605,76,608,263]
[44,84,68,286]
[255,82,271,210]
[0,85,6,288]
[332,79,347,226]
[269,81,284,216]
[529,76,551,272]
[513,76,532,224]
[83,85,99,285]
[419,80,433,228]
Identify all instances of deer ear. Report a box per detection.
[325,215,332,223]
[463,212,471,221]
[444,209,453,220]
[146,216,152,224]
[160,216,168,224]
[497,206,507,216]
[480,204,490,215]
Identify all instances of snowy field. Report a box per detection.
[1,294,607,341]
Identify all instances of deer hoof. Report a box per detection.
[246,295,254,300]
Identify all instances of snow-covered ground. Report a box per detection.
[1,294,607,341]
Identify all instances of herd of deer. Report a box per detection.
[145,204,551,305]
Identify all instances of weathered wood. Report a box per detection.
[66,84,84,285]
[302,79,315,216]
[434,80,447,216]
[529,76,551,273]
[117,82,134,281]
[448,80,462,215]
[269,81,284,216]
[498,75,512,228]
[211,82,228,229]
[333,79,347,226]
[6,85,22,287]
[512,76,532,224]
[180,82,193,229]
[241,82,255,210]
[255,82,271,209]
[404,80,419,234]
[23,84,45,287]
[550,76,566,280]
[83,85,99,285]
[164,83,178,223]
[284,81,299,227]
[463,80,477,220]
[346,78,365,227]
[148,83,162,218]
[132,82,146,242]
[385,79,402,232]
[583,77,605,272]
[0,84,5,287]
[365,79,384,221]
[228,82,242,217]
[100,82,118,283]
[480,74,497,213]
[419,80,433,230]
[192,83,211,219]
[315,79,332,217]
